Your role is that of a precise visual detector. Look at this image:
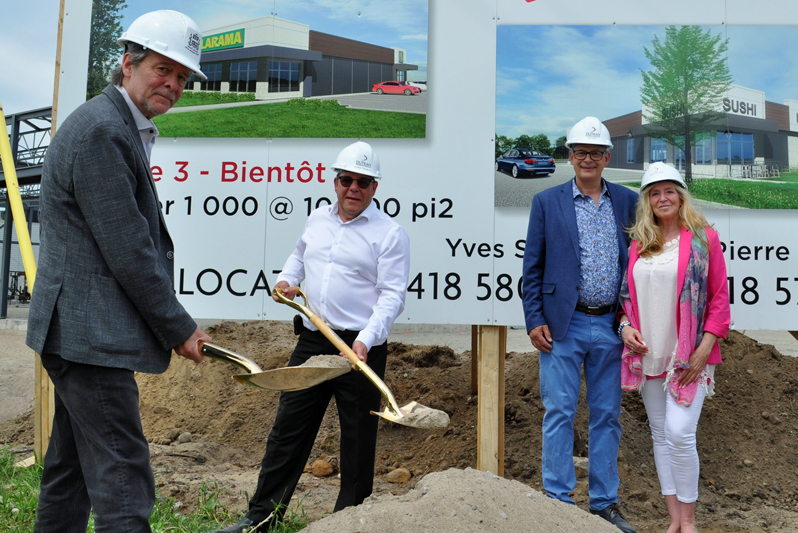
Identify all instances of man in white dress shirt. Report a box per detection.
[214,142,410,533]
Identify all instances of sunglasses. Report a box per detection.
[337,176,375,189]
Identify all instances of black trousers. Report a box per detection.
[34,353,154,533]
[247,329,387,523]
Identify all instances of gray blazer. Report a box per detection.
[27,85,196,373]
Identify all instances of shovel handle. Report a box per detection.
[273,286,404,418]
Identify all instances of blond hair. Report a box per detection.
[628,184,711,257]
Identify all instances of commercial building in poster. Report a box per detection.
[603,84,798,177]
[191,16,418,100]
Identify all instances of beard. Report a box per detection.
[142,91,177,117]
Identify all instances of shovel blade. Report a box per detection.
[234,366,350,392]
[372,401,450,429]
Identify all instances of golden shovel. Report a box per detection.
[273,286,450,430]
[199,342,350,391]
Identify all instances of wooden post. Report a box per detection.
[470,325,479,394]
[51,0,66,135]
[30,0,68,464]
[34,354,55,461]
[476,325,506,475]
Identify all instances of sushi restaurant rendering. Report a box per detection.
[603,84,798,177]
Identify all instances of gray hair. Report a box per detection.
[110,43,150,86]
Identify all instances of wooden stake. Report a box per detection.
[476,325,506,476]
[470,325,479,394]
[32,0,67,463]
[51,0,66,135]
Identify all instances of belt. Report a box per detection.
[575,303,615,316]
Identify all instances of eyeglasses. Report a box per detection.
[571,149,606,161]
[337,176,375,189]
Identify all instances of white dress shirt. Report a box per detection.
[276,200,410,350]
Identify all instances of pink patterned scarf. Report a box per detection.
[620,228,709,407]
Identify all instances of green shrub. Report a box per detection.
[286,98,342,108]
[174,91,257,107]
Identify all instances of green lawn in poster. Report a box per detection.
[154,101,426,138]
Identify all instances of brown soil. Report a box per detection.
[3,322,798,532]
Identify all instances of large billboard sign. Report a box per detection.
[54,0,798,330]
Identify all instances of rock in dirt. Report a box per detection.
[311,457,337,477]
[385,467,411,484]
[302,468,622,533]
[393,403,450,430]
[573,456,589,479]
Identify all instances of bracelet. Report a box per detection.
[617,321,631,340]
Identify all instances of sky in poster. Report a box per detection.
[496,25,798,143]
[2,0,428,115]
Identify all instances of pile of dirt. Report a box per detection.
[302,467,622,533]
[2,322,798,532]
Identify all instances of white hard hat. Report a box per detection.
[640,162,687,191]
[118,10,207,80]
[331,141,382,180]
[565,116,613,149]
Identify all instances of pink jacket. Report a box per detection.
[624,227,730,366]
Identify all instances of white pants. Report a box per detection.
[640,376,709,503]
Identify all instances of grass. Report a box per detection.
[0,448,41,533]
[687,178,798,209]
[625,178,798,209]
[154,99,426,138]
[760,170,798,184]
[0,447,308,533]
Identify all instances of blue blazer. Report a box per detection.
[26,86,196,373]
[521,179,638,341]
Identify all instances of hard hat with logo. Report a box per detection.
[565,116,613,149]
[118,10,207,80]
[640,162,687,191]
[331,141,382,180]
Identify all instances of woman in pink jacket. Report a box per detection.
[618,162,730,533]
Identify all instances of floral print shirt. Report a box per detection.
[572,178,620,307]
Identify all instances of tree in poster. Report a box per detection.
[640,26,732,183]
[87,0,127,99]
[514,133,553,156]
[495,133,553,159]
[495,134,513,158]
[554,135,568,159]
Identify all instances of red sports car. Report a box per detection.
[372,81,421,95]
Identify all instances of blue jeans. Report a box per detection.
[539,310,623,510]
[34,353,154,533]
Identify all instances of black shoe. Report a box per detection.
[211,516,256,533]
[590,503,636,533]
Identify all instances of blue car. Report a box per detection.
[495,148,556,178]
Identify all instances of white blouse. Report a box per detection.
[633,237,680,376]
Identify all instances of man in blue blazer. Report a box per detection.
[26,11,211,532]
[522,117,637,533]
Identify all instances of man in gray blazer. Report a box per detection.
[522,117,637,533]
[26,10,211,532]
